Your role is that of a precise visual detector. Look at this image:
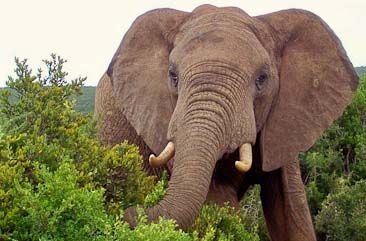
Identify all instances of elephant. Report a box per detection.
[95,5,358,241]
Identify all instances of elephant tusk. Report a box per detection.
[149,142,175,168]
[235,143,252,173]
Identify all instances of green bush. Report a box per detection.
[113,209,193,241]
[315,179,366,241]
[0,56,155,240]
[143,171,168,208]
[190,203,259,241]
[0,55,260,240]
[1,161,112,241]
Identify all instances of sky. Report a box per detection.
[0,0,365,87]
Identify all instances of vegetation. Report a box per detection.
[0,86,95,114]
[315,179,366,241]
[0,56,258,241]
[0,56,365,241]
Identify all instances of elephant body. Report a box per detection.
[95,5,358,241]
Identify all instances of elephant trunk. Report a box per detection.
[146,128,222,229]
[145,87,230,228]
[124,75,239,229]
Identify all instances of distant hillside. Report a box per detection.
[74,86,96,114]
[0,86,96,114]
[355,66,366,76]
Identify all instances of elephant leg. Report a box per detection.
[205,155,252,209]
[95,73,166,176]
[206,182,240,208]
[260,158,316,241]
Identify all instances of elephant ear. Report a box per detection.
[108,9,189,154]
[257,9,359,172]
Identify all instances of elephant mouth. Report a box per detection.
[163,133,262,199]
[213,136,262,188]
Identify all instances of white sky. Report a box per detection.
[0,0,365,87]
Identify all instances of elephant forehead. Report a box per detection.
[172,13,269,70]
[177,25,258,49]
[179,10,253,34]
[172,30,269,75]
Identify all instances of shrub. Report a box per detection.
[113,209,193,241]
[0,55,261,241]
[315,179,366,241]
[190,203,260,241]
[0,56,155,240]
[92,142,157,214]
[143,171,168,208]
[0,55,156,207]
[1,160,112,241]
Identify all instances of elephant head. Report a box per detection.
[104,5,358,229]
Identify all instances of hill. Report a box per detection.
[355,66,366,76]
[73,86,96,114]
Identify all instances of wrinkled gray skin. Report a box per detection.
[95,5,358,241]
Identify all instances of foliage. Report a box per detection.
[113,208,194,241]
[143,171,168,208]
[0,86,96,114]
[315,179,366,241]
[0,56,155,240]
[190,203,259,241]
[0,55,260,241]
[0,160,112,241]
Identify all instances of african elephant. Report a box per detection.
[95,5,358,241]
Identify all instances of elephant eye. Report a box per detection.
[169,66,179,88]
[255,73,267,91]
